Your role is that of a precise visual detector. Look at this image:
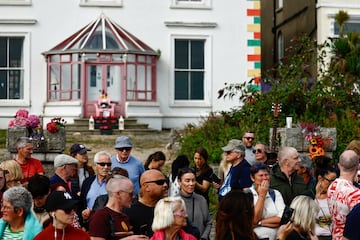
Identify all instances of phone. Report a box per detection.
[210,173,221,184]
[280,206,294,225]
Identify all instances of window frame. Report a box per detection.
[79,0,123,7]
[0,32,30,106]
[170,0,212,10]
[331,15,360,37]
[0,0,31,6]
[170,35,211,107]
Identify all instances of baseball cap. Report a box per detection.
[45,191,79,212]
[114,136,134,149]
[70,143,91,155]
[54,154,78,168]
[222,139,245,152]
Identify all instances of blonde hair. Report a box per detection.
[0,160,23,182]
[290,195,319,232]
[152,196,186,231]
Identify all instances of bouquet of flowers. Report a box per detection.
[46,117,66,133]
[8,109,40,129]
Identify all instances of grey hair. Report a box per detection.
[152,196,186,231]
[339,150,359,172]
[278,147,297,165]
[290,195,319,232]
[106,176,132,197]
[93,151,111,163]
[255,142,270,153]
[16,137,32,149]
[3,186,33,217]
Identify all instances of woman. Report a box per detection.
[0,160,23,189]
[249,163,285,240]
[169,155,190,197]
[145,151,166,171]
[0,168,7,199]
[34,191,90,240]
[151,196,196,240]
[302,165,336,240]
[0,186,42,239]
[178,168,212,240]
[216,190,258,240]
[277,195,319,240]
[193,147,214,205]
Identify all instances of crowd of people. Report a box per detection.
[0,134,359,240]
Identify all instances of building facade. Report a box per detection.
[0,0,261,130]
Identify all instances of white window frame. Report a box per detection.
[0,0,31,6]
[330,15,360,37]
[277,0,283,10]
[170,34,212,107]
[277,31,284,62]
[170,0,212,10]
[79,0,123,7]
[0,32,30,107]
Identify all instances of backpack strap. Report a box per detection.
[268,188,276,202]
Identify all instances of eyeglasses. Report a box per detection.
[96,162,112,167]
[117,147,132,152]
[323,177,336,183]
[144,179,168,186]
[0,203,14,212]
[244,137,254,141]
[252,149,263,154]
[173,210,187,217]
[119,190,134,197]
[63,208,75,214]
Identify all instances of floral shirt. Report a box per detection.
[327,178,360,240]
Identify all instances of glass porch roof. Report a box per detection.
[43,14,157,56]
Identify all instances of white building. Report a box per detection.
[0,0,261,130]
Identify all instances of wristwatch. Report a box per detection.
[257,220,262,226]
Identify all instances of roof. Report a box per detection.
[43,14,157,56]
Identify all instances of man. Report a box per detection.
[242,131,256,165]
[343,202,360,240]
[80,151,112,223]
[327,150,360,240]
[49,154,78,199]
[88,176,147,240]
[218,139,252,201]
[269,146,307,206]
[124,170,200,239]
[13,137,44,185]
[253,142,269,164]
[123,169,168,237]
[27,174,51,226]
[70,143,94,196]
[111,136,145,197]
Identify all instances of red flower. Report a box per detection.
[46,122,59,133]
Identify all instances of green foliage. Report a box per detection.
[179,28,360,162]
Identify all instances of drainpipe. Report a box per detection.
[272,0,277,65]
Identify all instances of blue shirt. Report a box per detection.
[86,176,107,209]
[111,155,145,196]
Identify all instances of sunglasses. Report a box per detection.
[225,151,233,155]
[144,179,167,186]
[252,149,263,154]
[117,147,132,152]
[63,208,75,214]
[96,162,112,167]
[244,137,254,141]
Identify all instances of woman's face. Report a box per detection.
[53,209,75,226]
[0,171,6,190]
[173,204,188,228]
[179,173,196,194]
[319,172,337,191]
[251,169,270,186]
[151,160,165,170]
[194,152,205,169]
[1,200,21,224]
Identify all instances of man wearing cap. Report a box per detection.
[13,137,45,186]
[217,139,252,201]
[33,191,90,240]
[50,154,78,199]
[111,136,145,197]
[70,143,94,196]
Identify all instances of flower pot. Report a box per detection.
[44,128,66,152]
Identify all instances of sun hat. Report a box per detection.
[45,191,79,212]
[221,139,246,152]
[54,154,78,168]
[114,136,134,149]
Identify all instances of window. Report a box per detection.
[0,37,24,99]
[79,0,123,7]
[170,0,211,9]
[277,32,284,62]
[174,39,205,100]
[278,0,283,9]
[334,18,360,36]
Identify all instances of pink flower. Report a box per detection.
[15,109,29,118]
[28,114,40,129]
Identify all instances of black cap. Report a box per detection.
[70,144,91,155]
[45,191,79,212]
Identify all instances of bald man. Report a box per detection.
[89,177,148,240]
[123,169,168,237]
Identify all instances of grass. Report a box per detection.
[0,130,6,148]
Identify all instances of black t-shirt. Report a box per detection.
[194,166,213,205]
[123,200,154,237]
